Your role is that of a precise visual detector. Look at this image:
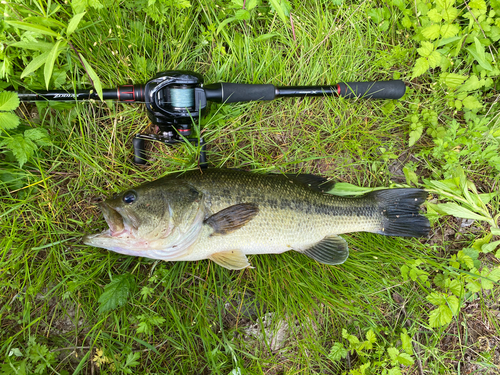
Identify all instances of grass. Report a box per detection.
[1,0,500,374]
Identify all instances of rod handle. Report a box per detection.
[338,80,406,99]
[204,83,276,103]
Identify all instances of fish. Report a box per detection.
[83,169,430,270]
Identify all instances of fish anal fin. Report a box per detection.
[205,203,259,235]
[301,235,349,265]
[209,250,251,270]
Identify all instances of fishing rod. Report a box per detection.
[17,71,406,166]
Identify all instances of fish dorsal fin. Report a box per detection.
[286,174,336,193]
[205,203,259,235]
[301,235,349,265]
[209,250,251,270]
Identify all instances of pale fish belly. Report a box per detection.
[177,207,383,261]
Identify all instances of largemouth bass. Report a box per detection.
[83,169,430,269]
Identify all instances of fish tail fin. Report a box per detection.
[368,189,430,237]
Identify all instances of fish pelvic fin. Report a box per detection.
[205,203,259,236]
[369,188,430,237]
[300,235,349,265]
[209,250,251,270]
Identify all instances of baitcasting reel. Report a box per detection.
[17,71,406,166]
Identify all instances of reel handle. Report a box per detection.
[133,136,147,165]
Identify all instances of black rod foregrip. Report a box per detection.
[337,80,406,99]
[204,83,276,103]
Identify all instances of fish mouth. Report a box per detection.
[83,202,137,244]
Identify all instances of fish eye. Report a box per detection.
[123,191,137,204]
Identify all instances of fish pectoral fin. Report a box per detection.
[204,203,259,236]
[209,250,251,270]
[300,235,349,265]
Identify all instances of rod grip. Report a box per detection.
[337,80,406,99]
[205,83,276,103]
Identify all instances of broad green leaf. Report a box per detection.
[434,202,487,221]
[366,329,376,343]
[328,183,377,196]
[417,41,434,57]
[80,55,103,100]
[412,57,429,78]
[216,16,237,34]
[442,7,459,22]
[481,268,500,289]
[421,24,441,40]
[402,16,412,28]
[469,0,487,11]
[488,268,500,282]
[427,8,442,22]
[387,368,402,375]
[98,273,137,313]
[71,0,87,13]
[489,26,500,42]
[401,264,409,280]
[429,304,453,327]
[458,75,481,92]
[24,128,51,146]
[246,0,258,10]
[482,240,500,253]
[21,51,50,78]
[44,40,63,90]
[24,16,66,29]
[136,321,149,334]
[0,112,20,130]
[436,0,455,8]
[401,332,413,355]
[440,23,459,38]
[409,123,423,146]
[89,0,104,9]
[467,280,481,293]
[0,91,20,111]
[446,295,459,314]
[473,234,493,251]
[67,12,86,36]
[397,353,415,366]
[269,0,291,24]
[449,279,462,296]
[0,133,36,167]
[492,228,500,235]
[437,36,461,47]
[426,292,445,306]
[235,9,251,21]
[10,41,54,51]
[254,33,279,42]
[5,21,59,37]
[327,342,347,362]
[387,347,399,361]
[428,50,442,68]
[466,38,493,71]
[462,95,483,109]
